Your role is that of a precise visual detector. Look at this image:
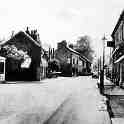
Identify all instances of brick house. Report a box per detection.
[55,41,92,76]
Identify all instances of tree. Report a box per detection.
[75,35,94,61]
[0,45,31,69]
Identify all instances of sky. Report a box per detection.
[0,0,124,57]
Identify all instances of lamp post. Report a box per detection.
[102,35,106,78]
[100,35,107,95]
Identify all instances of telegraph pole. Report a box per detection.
[100,35,106,95]
[103,35,106,84]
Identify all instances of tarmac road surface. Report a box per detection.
[0,76,111,124]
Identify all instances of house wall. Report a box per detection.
[78,59,86,73]
[114,21,124,47]
[1,32,41,81]
[40,58,48,80]
[71,53,79,67]
[55,46,71,64]
[55,44,89,76]
[112,13,124,86]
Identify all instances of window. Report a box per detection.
[115,31,119,43]
[0,62,4,74]
[77,59,78,64]
[121,23,123,40]
[118,24,122,41]
[73,58,75,64]
[118,30,120,41]
[82,61,84,67]
[123,23,124,40]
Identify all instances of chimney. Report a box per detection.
[69,44,73,49]
[57,40,67,49]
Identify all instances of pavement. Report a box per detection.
[111,118,124,124]
[101,77,124,124]
[0,76,111,124]
[102,76,124,95]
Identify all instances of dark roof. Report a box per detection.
[66,46,92,64]
[111,9,124,37]
[3,31,41,47]
[23,31,41,47]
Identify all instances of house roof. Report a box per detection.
[2,31,41,47]
[23,31,41,47]
[111,9,124,37]
[66,46,92,63]
[114,55,124,63]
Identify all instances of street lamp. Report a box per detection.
[100,35,107,95]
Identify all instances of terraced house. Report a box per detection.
[110,10,124,87]
[55,40,91,76]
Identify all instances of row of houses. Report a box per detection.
[107,9,124,87]
[55,40,91,76]
[0,30,92,81]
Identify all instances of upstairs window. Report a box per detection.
[73,58,75,64]
[123,23,124,40]
[77,59,78,64]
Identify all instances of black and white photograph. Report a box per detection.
[0,0,123,123]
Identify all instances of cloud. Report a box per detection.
[56,8,80,21]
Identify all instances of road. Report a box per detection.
[0,76,111,124]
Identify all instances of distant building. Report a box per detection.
[55,41,92,76]
[40,49,48,79]
[109,9,124,86]
[0,31,41,81]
